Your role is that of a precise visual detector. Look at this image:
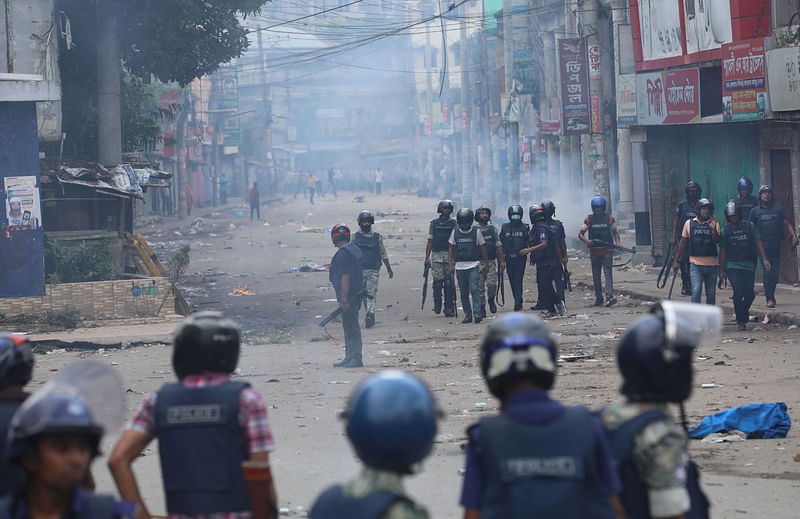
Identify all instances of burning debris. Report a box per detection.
[230,284,255,296]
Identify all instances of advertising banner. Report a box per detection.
[636,68,700,125]
[590,95,601,133]
[219,66,240,148]
[558,38,590,135]
[722,39,768,121]
[685,0,732,55]
[588,44,601,81]
[514,47,536,95]
[616,74,638,126]
[766,46,800,112]
[636,0,682,61]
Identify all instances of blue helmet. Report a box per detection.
[0,333,33,387]
[590,196,607,213]
[6,393,103,461]
[737,177,753,194]
[480,313,558,398]
[344,370,437,473]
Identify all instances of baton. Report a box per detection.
[667,269,678,300]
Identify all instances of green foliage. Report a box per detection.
[45,306,81,329]
[167,245,191,282]
[45,239,117,283]
[121,75,181,153]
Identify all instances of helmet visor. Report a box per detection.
[650,301,721,350]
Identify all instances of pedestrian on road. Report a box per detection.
[309,370,435,519]
[731,177,758,221]
[329,224,365,367]
[475,204,504,317]
[294,171,307,199]
[670,181,702,296]
[186,185,193,217]
[499,205,529,311]
[0,333,33,497]
[600,301,712,519]
[522,206,559,318]
[748,184,798,308]
[354,210,394,329]
[460,313,623,518]
[673,198,720,305]
[3,392,134,519]
[424,200,457,317]
[375,168,384,195]
[219,174,228,205]
[449,208,489,324]
[720,202,770,331]
[542,200,568,315]
[249,182,261,221]
[308,173,318,205]
[326,165,337,198]
[578,196,620,307]
[108,312,279,518]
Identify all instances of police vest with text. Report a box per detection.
[723,223,756,264]
[453,228,480,262]
[431,218,456,252]
[501,223,529,258]
[588,214,613,244]
[688,220,717,257]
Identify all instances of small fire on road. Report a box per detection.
[230,284,255,296]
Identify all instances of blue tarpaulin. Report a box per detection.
[688,402,791,440]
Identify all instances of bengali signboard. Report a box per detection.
[766,46,800,112]
[616,74,638,126]
[558,38,590,135]
[722,39,768,121]
[219,66,240,148]
[514,47,536,95]
[636,68,700,125]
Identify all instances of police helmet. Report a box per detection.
[172,311,240,380]
[541,200,556,218]
[456,208,474,228]
[685,181,702,198]
[6,393,103,461]
[528,204,540,222]
[530,206,546,223]
[357,210,374,226]
[724,201,738,219]
[507,205,524,221]
[696,198,714,214]
[344,370,437,473]
[758,185,774,199]
[474,204,492,223]
[0,333,33,387]
[480,313,557,399]
[437,200,455,214]
[737,177,753,194]
[590,196,607,213]
[331,223,351,245]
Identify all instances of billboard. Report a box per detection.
[616,74,638,126]
[722,39,768,121]
[219,66,240,148]
[684,0,732,55]
[636,0,682,61]
[636,68,700,125]
[766,46,800,112]
[558,38,590,135]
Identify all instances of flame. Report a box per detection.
[232,284,255,296]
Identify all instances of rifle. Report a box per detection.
[667,268,678,300]
[445,272,457,318]
[657,242,676,289]
[421,262,430,310]
[497,267,505,306]
[319,307,343,328]
[591,240,637,254]
[563,265,573,295]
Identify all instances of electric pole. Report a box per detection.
[460,6,473,208]
[502,0,520,204]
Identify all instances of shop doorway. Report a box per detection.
[771,149,798,283]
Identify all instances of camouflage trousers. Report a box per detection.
[479,259,498,306]
[429,250,449,281]
[429,250,455,314]
[362,268,380,315]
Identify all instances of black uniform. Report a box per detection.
[500,221,530,311]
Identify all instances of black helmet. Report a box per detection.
[696,198,714,214]
[685,181,702,199]
[759,184,774,198]
[6,393,103,461]
[508,205,524,221]
[737,177,753,194]
[0,333,33,388]
[172,311,240,379]
[724,201,739,219]
[528,204,540,222]
[541,200,556,219]
[474,204,492,223]
[344,370,437,473]
[480,313,557,399]
[456,208,474,228]
[437,200,454,214]
[357,210,374,226]
[531,206,546,223]
[331,223,351,244]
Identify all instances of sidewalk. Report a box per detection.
[26,316,182,346]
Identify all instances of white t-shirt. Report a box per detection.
[375,169,384,183]
[448,226,485,270]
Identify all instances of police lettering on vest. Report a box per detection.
[677,201,697,228]
[588,214,613,244]
[723,223,756,264]
[480,226,498,260]
[689,220,717,258]
[431,218,456,251]
[454,228,480,262]
[310,485,411,519]
[501,223,529,257]
[733,196,757,221]
[354,233,382,270]
[155,382,251,515]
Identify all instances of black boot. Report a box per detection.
[488,296,497,313]
[365,312,375,328]
[462,315,472,324]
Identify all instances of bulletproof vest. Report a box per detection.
[0,493,119,519]
[477,408,616,519]
[453,227,480,262]
[688,220,717,258]
[330,245,364,297]
[604,409,710,519]
[155,381,251,515]
[309,484,411,519]
[0,403,22,497]
[733,196,757,221]
[533,224,557,262]
[751,205,784,244]
[677,200,697,227]
[501,222,530,257]
[479,225,498,260]
[588,213,613,244]
[354,232,382,270]
[723,223,756,264]
[431,217,456,251]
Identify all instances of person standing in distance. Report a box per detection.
[0,333,34,497]
[670,181,702,296]
[329,224,365,367]
[375,167,384,195]
[522,206,559,318]
[731,177,758,220]
[673,198,720,305]
[249,182,261,221]
[354,210,394,329]
[499,205,530,311]
[449,208,490,324]
[578,197,621,307]
[460,313,624,518]
[424,200,457,317]
[309,370,437,519]
[474,205,504,317]
[109,312,279,518]
[748,185,798,308]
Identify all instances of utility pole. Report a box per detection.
[177,89,188,219]
[612,0,634,220]
[460,6,473,208]
[257,27,276,195]
[502,0,520,204]
[96,0,121,167]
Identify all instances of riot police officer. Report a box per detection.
[448,208,490,323]
[460,313,623,518]
[579,197,621,307]
[475,204,504,316]
[2,393,134,519]
[310,370,436,519]
[542,200,567,315]
[731,177,758,220]
[109,312,279,518]
[500,205,530,311]
[522,206,559,318]
[329,224,365,367]
[670,181,702,296]
[673,198,720,305]
[424,200,457,317]
[600,301,713,519]
[354,210,394,328]
[0,333,33,496]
